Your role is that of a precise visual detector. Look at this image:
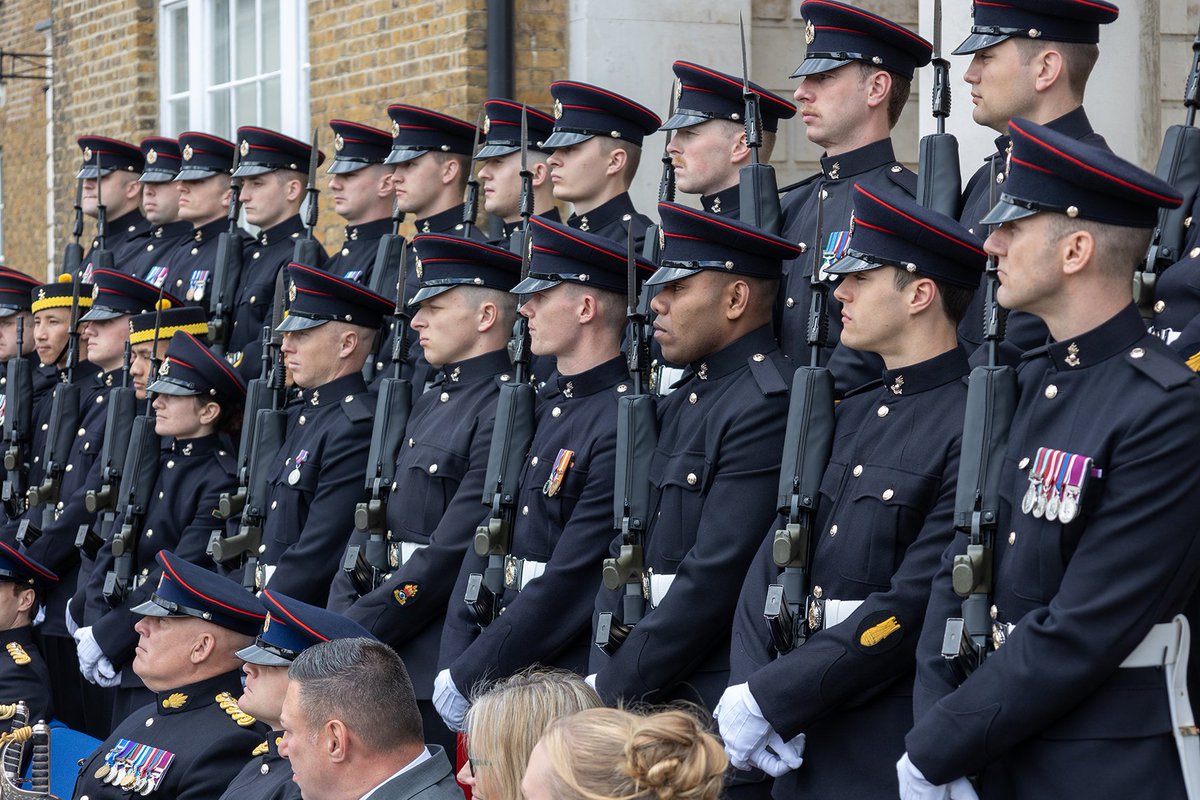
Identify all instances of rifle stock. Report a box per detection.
[103,414,161,604]
[2,320,31,519]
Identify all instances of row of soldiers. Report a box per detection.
[0,0,1198,798]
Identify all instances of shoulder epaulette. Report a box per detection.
[216,691,257,727]
[747,353,788,396]
[1129,345,1195,390]
[5,643,29,666]
[339,394,373,423]
[778,173,822,195]
[886,164,918,197]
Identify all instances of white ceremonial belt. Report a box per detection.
[821,599,864,630]
[646,573,676,608]
[654,366,686,396]
[1120,616,1200,800]
[390,541,427,567]
[503,555,546,591]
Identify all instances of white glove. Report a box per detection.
[748,730,805,777]
[64,600,80,637]
[896,753,978,800]
[715,682,774,771]
[92,656,121,688]
[585,674,598,691]
[432,669,469,733]
[74,626,103,679]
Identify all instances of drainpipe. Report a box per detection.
[486,0,514,101]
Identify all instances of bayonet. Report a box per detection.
[463,107,486,238]
[737,14,782,233]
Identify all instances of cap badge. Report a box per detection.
[673,79,683,108]
[334,133,345,152]
[414,255,423,279]
[91,284,100,299]
[158,360,170,377]
[391,120,401,138]
[182,144,194,161]
[161,693,188,710]
[805,20,815,45]
[239,140,250,157]
[482,115,491,135]
[288,281,297,302]
[83,146,93,161]
[37,289,45,300]
[146,148,158,165]
[658,227,666,253]
[553,99,564,120]
[848,211,856,238]
[262,612,271,632]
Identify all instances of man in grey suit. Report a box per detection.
[280,638,463,800]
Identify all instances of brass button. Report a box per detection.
[852,464,863,477]
[753,354,765,362]
[522,505,529,515]
[877,405,889,417]
[881,488,894,501]
[1155,300,1166,314]
[688,392,697,404]
[829,524,837,536]
[552,407,562,418]
[1130,347,1145,359]
[1018,457,1029,470]
[440,392,449,402]
[429,464,438,474]
[145,718,153,727]
[1008,531,1016,545]
[1043,384,1058,399]
[261,764,270,775]
[166,460,175,469]
[531,456,539,466]
[786,298,795,308]
[271,501,278,510]
[686,472,698,485]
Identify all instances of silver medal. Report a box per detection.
[288,468,301,485]
[1045,491,1060,522]
[1021,476,1038,515]
[1059,487,1080,523]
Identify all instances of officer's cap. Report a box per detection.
[0,269,42,318]
[327,119,393,174]
[475,100,557,160]
[954,0,1119,55]
[76,136,143,180]
[410,234,524,305]
[79,269,182,322]
[661,61,797,134]
[174,132,237,182]
[128,305,210,346]
[233,126,325,178]
[132,550,265,636]
[792,0,932,81]
[981,118,1182,229]
[236,590,375,667]
[0,540,56,591]
[646,202,802,286]
[148,330,246,404]
[383,104,478,165]
[542,81,662,150]
[31,277,94,316]
[826,183,986,289]
[276,263,393,332]
[140,137,182,184]
[512,216,656,295]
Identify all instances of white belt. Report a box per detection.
[503,555,546,591]
[1119,615,1199,800]
[255,563,276,592]
[654,366,686,396]
[821,599,863,630]
[646,573,676,608]
[388,541,428,568]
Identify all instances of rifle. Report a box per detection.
[1135,20,1200,320]
[737,14,782,235]
[292,129,322,268]
[208,149,245,354]
[465,106,537,625]
[462,108,486,239]
[210,314,288,589]
[90,151,115,274]
[60,178,84,280]
[1,318,31,519]
[641,80,677,264]
[102,291,168,604]
[942,157,1017,682]
[595,224,657,655]
[367,198,407,298]
[763,187,835,653]
[344,244,414,596]
[915,0,962,219]
[507,109,535,258]
[79,341,137,557]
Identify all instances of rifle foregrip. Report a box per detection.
[738,163,782,235]
[953,365,1017,530]
[916,133,962,219]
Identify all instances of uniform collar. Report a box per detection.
[567,192,636,233]
[989,108,1094,162]
[154,220,193,239]
[414,204,469,235]
[687,326,777,383]
[298,372,368,408]
[1025,304,1147,372]
[264,732,285,759]
[188,217,228,245]
[258,215,306,246]
[110,208,152,237]
[700,184,740,216]
[154,669,246,716]
[97,367,122,388]
[171,432,223,456]
[545,355,628,400]
[70,360,103,386]
[878,346,970,398]
[435,349,512,388]
[5,625,35,646]
[501,208,562,244]
[819,138,897,181]
[343,217,394,243]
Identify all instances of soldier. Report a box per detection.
[251,264,390,606]
[434,218,654,732]
[0,269,44,439]
[72,550,267,800]
[126,137,195,283]
[661,61,796,217]
[718,184,985,797]
[385,103,481,239]
[324,120,396,284]
[77,329,243,722]
[777,0,931,396]
[75,136,152,278]
[0,540,56,722]
[955,0,1118,352]
[158,131,245,304]
[476,99,561,248]
[222,590,375,800]
[901,121,1200,799]
[227,127,328,356]
[587,204,798,799]
[543,81,662,251]
[336,235,519,751]
[280,638,463,800]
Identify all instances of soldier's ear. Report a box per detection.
[377,170,395,198]
[531,161,550,187]
[605,146,628,177]
[1059,228,1095,278]
[1031,47,1065,95]
[725,278,752,320]
[325,719,350,762]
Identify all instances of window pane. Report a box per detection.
[235,0,257,80]
[169,5,189,94]
[169,97,190,133]
[261,75,281,130]
[260,0,280,73]
[235,82,257,127]
[210,87,231,139]
[213,0,231,85]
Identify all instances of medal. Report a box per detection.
[1045,450,1068,522]
[288,469,301,485]
[95,764,110,781]
[542,449,574,497]
[288,449,310,486]
[1021,472,1038,515]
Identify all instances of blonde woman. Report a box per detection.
[458,669,601,800]
[522,707,726,800]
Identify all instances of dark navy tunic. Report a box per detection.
[155,218,252,310]
[326,217,396,285]
[0,625,53,722]
[217,733,298,800]
[565,192,653,256]
[909,306,1200,799]
[127,221,195,285]
[84,210,153,278]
